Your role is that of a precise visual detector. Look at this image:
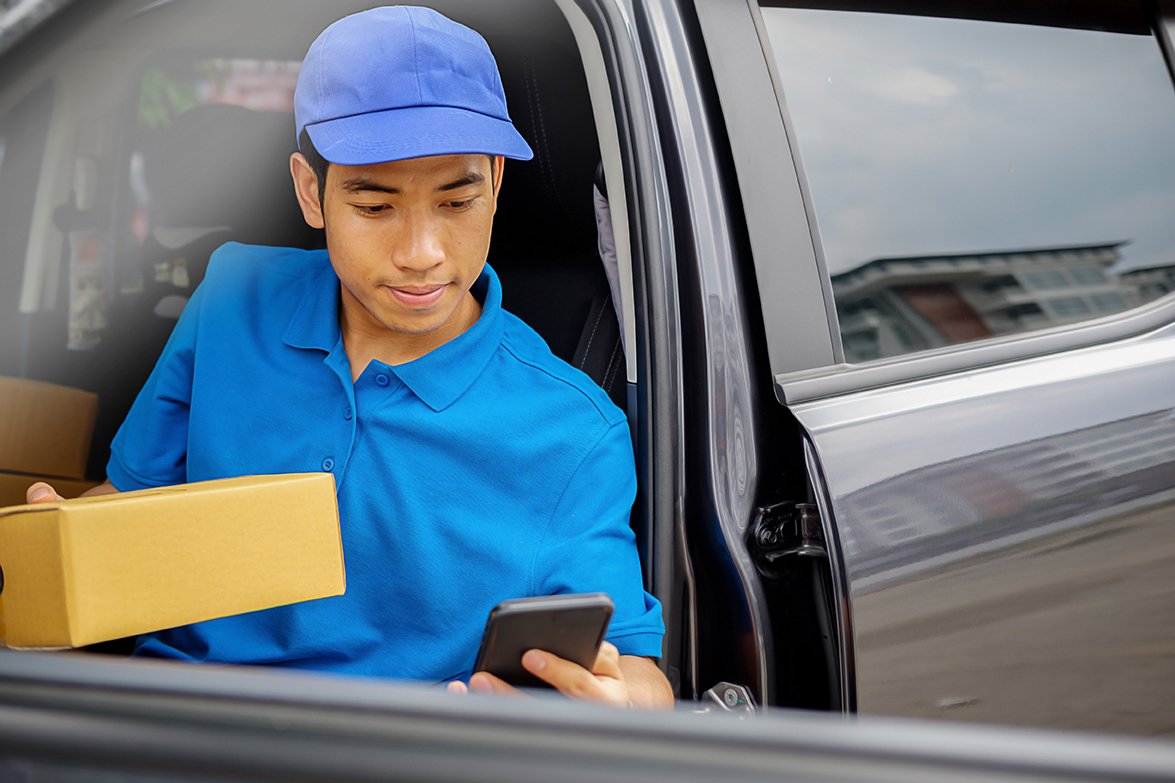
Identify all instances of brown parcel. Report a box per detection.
[0,473,345,649]
[0,376,99,480]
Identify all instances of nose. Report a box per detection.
[393,210,445,273]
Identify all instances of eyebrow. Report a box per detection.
[435,171,485,192]
[340,171,486,195]
[340,177,399,195]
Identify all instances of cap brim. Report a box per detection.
[305,105,534,165]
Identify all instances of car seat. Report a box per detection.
[490,35,627,411]
[78,104,320,475]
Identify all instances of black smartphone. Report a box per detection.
[472,593,614,689]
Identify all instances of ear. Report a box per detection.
[490,155,504,214]
[290,152,325,230]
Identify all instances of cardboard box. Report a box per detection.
[0,471,99,509]
[0,376,99,480]
[0,473,344,649]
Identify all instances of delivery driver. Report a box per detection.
[26,6,672,709]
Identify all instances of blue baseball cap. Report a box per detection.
[295,6,534,165]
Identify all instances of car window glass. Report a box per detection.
[758,3,1175,362]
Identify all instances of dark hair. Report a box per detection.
[298,130,330,210]
[297,130,497,210]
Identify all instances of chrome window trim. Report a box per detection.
[777,292,1175,404]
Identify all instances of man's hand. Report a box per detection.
[26,479,119,504]
[447,641,674,709]
[26,482,63,504]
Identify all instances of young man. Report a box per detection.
[28,6,672,709]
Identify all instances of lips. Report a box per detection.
[387,284,447,308]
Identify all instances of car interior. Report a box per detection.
[0,0,628,477]
[0,0,637,651]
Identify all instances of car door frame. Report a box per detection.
[687,0,1175,731]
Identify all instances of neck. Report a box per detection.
[339,289,482,382]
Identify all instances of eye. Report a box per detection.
[446,197,478,211]
[355,204,388,216]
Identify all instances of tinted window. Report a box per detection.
[759,3,1175,362]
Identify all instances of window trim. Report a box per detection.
[776,291,1175,403]
[690,0,843,379]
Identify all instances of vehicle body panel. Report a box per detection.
[791,321,1175,735]
[680,0,1175,735]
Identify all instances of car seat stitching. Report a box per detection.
[604,340,622,390]
[526,56,571,217]
[523,59,556,206]
[532,89,563,215]
[579,301,607,370]
[602,339,618,387]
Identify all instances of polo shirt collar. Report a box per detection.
[283,261,506,412]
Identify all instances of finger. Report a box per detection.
[523,649,613,700]
[446,681,468,695]
[26,482,63,504]
[591,641,623,679]
[469,671,529,698]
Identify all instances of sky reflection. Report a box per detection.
[761,9,1175,274]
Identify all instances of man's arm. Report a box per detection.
[618,655,675,709]
[26,479,120,504]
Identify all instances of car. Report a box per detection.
[0,0,1173,758]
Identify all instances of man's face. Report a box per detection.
[296,153,502,338]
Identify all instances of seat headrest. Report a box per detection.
[491,35,601,253]
[143,104,313,246]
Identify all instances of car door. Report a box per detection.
[681,0,1175,735]
[8,647,1175,782]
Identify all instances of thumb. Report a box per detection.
[27,482,63,504]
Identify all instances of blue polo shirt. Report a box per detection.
[107,242,663,680]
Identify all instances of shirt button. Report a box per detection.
[344,407,353,420]
[321,457,335,472]
[375,373,390,387]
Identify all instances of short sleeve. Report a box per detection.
[106,285,204,491]
[534,420,665,658]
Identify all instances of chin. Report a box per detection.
[383,316,445,336]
